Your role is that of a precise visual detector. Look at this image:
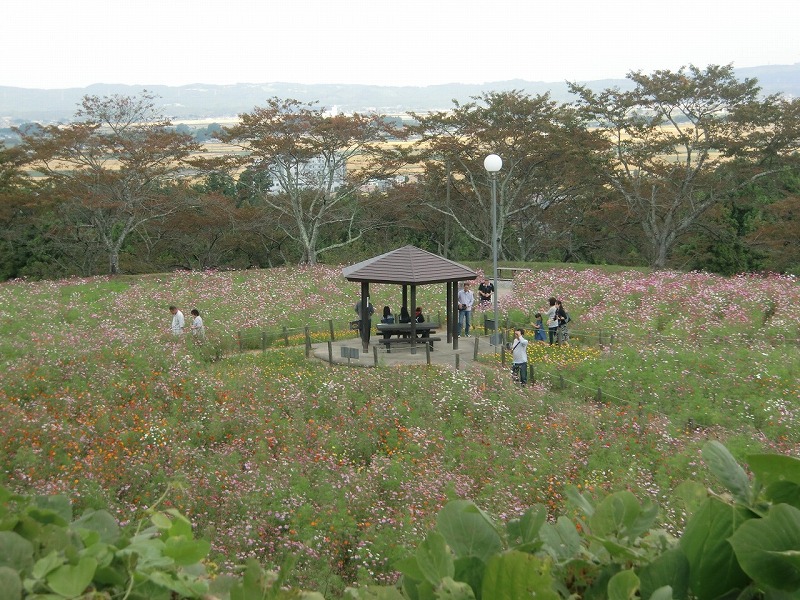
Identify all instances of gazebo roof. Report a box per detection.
[342,245,476,285]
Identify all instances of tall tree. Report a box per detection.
[569,64,800,269]
[17,92,202,274]
[411,90,599,262]
[220,98,408,264]
[0,143,34,279]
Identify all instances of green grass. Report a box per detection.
[0,265,798,597]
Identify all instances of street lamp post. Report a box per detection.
[484,153,502,345]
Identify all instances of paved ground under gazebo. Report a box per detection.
[310,280,512,368]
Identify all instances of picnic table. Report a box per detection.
[375,322,442,352]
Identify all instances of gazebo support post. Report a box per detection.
[451,280,459,350]
[410,285,418,354]
[360,282,370,352]
[446,283,453,343]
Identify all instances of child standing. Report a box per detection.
[533,312,547,342]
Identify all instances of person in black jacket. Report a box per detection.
[556,300,570,344]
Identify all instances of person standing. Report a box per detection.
[556,300,570,345]
[510,328,529,386]
[478,278,494,306]
[533,312,547,342]
[354,299,375,320]
[169,306,185,336]
[458,282,475,337]
[546,297,558,345]
[190,308,205,340]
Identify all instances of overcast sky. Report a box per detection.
[5,0,799,89]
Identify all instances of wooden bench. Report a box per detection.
[378,336,443,352]
[376,322,440,340]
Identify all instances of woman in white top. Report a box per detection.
[190,309,205,339]
[546,297,558,345]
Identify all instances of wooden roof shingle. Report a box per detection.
[342,245,476,285]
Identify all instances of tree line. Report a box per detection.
[1,64,798,280]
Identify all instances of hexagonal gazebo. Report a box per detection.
[343,245,477,351]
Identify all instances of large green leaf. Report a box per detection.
[482,551,559,600]
[747,454,800,487]
[32,551,64,580]
[394,555,425,583]
[590,491,658,541]
[30,494,72,526]
[436,577,476,599]
[539,517,581,561]
[147,570,209,597]
[416,531,454,586]
[764,482,800,510]
[436,501,501,563]
[0,566,22,600]
[729,503,800,591]
[506,504,546,550]
[344,586,407,599]
[648,586,676,600]
[673,481,708,518]
[679,497,751,600]
[0,531,34,572]
[565,485,595,518]
[452,556,485,599]
[638,548,689,600]
[702,441,752,506]
[607,569,639,600]
[73,509,120,545]
[46,556,97,598]
[163,536,211,566]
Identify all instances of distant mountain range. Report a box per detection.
[1,63,799,125]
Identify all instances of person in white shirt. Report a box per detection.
[546,297,559,345]
[510,328,529,385]
[169,306,185,336]
[190,308,205,340]
[457,282,475,337]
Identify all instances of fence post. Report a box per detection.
[530,364,535,384]
[473,337,479,360]
[455,354,460,370]
[282,326,289,347]
[327,341,333,364]
[425,343,431,365]
[559,374,565,389]
[329,319,335,342]
[373,345,378,366]
[304,326,311,357]
[596,387,602,402]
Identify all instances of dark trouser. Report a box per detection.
[459,309,472,335]
[512,362,528,386]
[548,326,557,345]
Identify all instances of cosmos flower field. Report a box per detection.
[1,265,797,594]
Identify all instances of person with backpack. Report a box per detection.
[556,300,571,344]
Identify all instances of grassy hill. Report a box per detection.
[1,264,797,595]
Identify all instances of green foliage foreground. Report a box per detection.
[1,442,798,599]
